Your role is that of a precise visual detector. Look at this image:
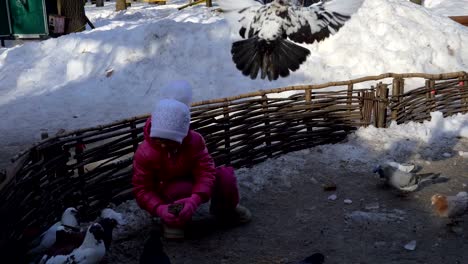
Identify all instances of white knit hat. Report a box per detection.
[150,99,191,143]
[159,80,193,106]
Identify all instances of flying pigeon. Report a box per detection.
[139,230,171,264]
[431,192,468,225]
[40,223,106,264]
[373,164,441,193]
[219,0,363,80]
[28,207,80,256]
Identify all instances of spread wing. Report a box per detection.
[218,0,265,39]
[284,0,363,44]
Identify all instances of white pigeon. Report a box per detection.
[219,0,363,80]
[41,223,106,264]
[38,208,124,261]
[373,164,440,192]
[28,207,80,256]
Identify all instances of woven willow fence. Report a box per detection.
[0,72,467,255]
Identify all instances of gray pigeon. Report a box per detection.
[373,164,441,192]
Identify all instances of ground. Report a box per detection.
[104,136,468,264]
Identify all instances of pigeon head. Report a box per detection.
[100,217,118,230]
[89,223,105,242]
[431,194,448,216]
[372,165,384,177]
[303,252,325,264]
[98,217,118,250]
[274,0,292,6]
[145,230,164,252]
[61,207,79,227]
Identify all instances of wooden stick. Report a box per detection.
[449,16,468,26]
[85,16,95,29]
[178,0,205,10]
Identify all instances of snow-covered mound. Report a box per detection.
[308,0,468,83]
[424,0,468,16]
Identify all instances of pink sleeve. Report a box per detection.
[191,135,217,202]
[132,148,164,215]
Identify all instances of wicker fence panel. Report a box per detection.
[0,72,466,258]
[391,78,468,124]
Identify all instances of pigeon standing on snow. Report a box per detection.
[40,223,106,264]
[219,0,363,80]
[139,230,171,264]
[98,208,125,250]
[373,164,440,193]
[28,207,80,256]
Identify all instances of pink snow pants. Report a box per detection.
[159,166,240,214]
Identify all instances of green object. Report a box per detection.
[8,0,48,37]
[0,0,12,37]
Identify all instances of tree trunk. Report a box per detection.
[96,0,104,7]
[61,0,87,33]
[116,0,127,11]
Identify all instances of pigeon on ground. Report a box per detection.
[40,224,84,259]
[219,0,363,80]
[28,207,80,256]
[140,230,171,264]
[431,192,468,225]
[373,164,441,193]
[98,208,124,250]
[40,223,106,264]
[40,208,123,259]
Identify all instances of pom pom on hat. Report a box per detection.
[159,80,193,106]
[150,99,190,143]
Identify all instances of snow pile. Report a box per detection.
[309,0,468,84]
[351,112,468,160]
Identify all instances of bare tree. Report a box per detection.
[61,0,87,33]
[116,0,127,11]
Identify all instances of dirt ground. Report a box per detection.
[104,138,468,264]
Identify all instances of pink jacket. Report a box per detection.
[132,118,217,215]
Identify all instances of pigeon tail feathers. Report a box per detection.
[231,37,310,81]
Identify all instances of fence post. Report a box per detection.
[425,79,436,116]
[262,93,272,158]
[376,83,389,128]
[305,89,312,133]
[223,102,231,165]
[347,84,353,116]
[130,121,139,153]
[460,75,468,113]
[391,78,401,121]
